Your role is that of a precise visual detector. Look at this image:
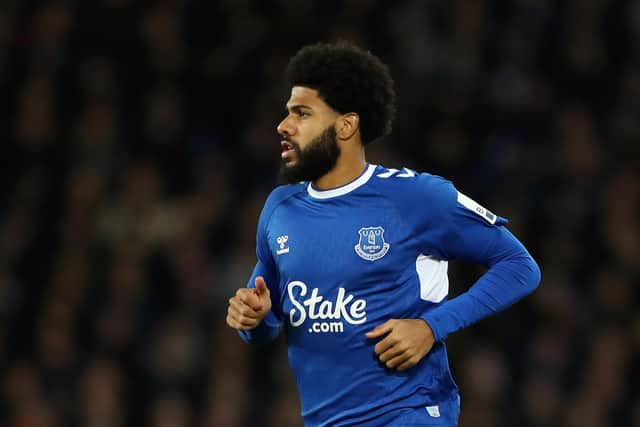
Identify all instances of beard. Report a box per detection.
[280,125,340,184]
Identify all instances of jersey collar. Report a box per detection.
[307,164,376,199]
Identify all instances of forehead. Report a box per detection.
[286,86,332,111]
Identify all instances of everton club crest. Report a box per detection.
[355,226,390,261]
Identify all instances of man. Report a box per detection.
[226,42,541,427]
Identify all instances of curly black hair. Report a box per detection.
[285,41,396,145]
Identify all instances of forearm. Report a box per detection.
[422,253,540,341]
[238,312,283,345]
[237,258,282,344]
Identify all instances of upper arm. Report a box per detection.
[407,174,529,266]
[247,186,299,321]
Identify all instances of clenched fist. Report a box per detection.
[226,276,272,330]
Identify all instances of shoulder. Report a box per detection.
[370,165,457,208]
[264,182,306,207]
[259,183,306,225]
[371,165,506,226]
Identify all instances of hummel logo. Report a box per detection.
[276,235,290,255]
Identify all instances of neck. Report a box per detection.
[313,146,367,190]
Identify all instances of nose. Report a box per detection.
[277,115,295,137]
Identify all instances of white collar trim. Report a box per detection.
[307,164,376,199]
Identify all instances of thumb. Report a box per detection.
[254,276,269,297]
[365,319,396,339]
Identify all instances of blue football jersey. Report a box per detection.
[240,164,540,427]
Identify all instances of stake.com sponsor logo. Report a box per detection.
[287,281,366,333]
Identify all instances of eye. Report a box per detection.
[298,111,309,118]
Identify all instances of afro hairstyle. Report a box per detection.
[285,41,396,145]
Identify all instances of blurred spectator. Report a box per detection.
[78,358,125,427]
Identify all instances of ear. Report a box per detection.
[336,113,360,141]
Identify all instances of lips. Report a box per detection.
[281,140,295,160]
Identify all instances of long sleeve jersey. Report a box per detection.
[239,164,541,427]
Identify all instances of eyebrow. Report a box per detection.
[285,104,313,113]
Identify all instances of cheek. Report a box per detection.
[293,130,312,150]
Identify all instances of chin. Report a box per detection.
[283,159,298,169]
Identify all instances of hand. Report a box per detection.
[365,319,435,371]
[226,276,272,330]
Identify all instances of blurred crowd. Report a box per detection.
[0,0,639,426]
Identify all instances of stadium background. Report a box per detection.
[1,0,639,426]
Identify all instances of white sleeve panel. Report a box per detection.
[416,254,449,303]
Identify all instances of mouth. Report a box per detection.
[281,140,296,161]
